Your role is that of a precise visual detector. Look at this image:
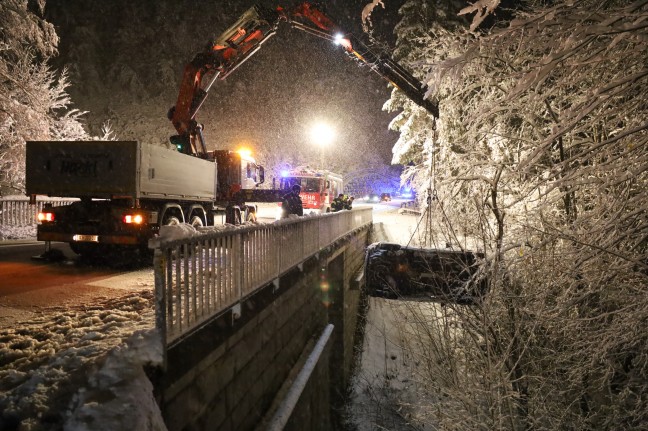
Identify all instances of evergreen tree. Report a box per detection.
[387,0,468,197]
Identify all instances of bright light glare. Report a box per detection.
[123,214,144,224]
[310,123,335,147]
[238,148,252,157]
[334,33,344,45]
[281,170,290,178]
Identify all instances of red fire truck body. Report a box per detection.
[279,168,343,214]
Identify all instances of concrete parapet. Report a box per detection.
[157,226,370,430]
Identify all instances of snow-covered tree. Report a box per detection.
[0,0,91,195]
[383,0,648,428]
[386,0,469,200]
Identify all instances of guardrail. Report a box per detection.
[151,207,373,346]
[0,197,77,226]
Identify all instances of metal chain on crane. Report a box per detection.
[406,125,439,248]
[426,134,438,248]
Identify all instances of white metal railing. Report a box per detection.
[0,197,77,226]
[152,207,372,345]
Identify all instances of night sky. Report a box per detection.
[44,0,410,175]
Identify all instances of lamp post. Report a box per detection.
[310,122,335,170]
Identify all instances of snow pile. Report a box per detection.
[65,329,166,431]
[158,223,201,241]
[156,218,309,241]
[0,291,159,430]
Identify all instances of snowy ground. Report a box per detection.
[0,289,165,430]
[0,218,166,429]
[344,204,441,429]
[0,224,36,241]
[0,202,431,430]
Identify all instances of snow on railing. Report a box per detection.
[0,197,77,226]
[151,207,372,346]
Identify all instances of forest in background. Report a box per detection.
[2,0,405,194]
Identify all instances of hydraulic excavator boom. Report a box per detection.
[168,2,438,157]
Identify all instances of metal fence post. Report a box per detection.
[234,233,243,303]
[153,246,168,370]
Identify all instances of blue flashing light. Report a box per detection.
[281,170,290,178]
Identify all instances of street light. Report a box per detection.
[310,122,335,170]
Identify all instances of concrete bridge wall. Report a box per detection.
[155,226,370,430]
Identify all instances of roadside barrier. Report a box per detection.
[150,207,373,345]
[0,197,77,226]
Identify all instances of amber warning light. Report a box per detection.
[123,214,144,224]
[37,212,55,222]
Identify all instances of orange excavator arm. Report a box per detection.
[169,2,438,157]
[168,5,281,156]
[287,3,439,118]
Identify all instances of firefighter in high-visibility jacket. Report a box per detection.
[331,193,345,212]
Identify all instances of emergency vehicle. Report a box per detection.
[278,167,344,215]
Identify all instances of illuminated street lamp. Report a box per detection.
[310,122,335,169]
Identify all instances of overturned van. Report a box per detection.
[364,242,488,304]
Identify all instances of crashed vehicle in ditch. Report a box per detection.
[364,242,488,304]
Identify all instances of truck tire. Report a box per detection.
[225,206,242,225]
[244,205,257,223]
[190,215,204,228]
[164,216,181,226]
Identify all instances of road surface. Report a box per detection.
[0,240,153,327]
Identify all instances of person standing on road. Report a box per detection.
[281,184,304,218]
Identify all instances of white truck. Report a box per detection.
[26,140,270,256]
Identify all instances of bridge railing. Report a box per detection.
[151,207,373,345]
[0,197,77,226]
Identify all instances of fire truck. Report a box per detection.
[278,168,343,215]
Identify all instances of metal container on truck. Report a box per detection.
[26,140,217,255]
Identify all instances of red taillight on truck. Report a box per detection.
[37,212,55,222]
[123,214,144,224]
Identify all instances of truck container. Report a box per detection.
[26,141,216,201]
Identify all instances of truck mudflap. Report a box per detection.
[37,231,141,245]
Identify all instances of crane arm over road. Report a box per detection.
[168,2,439,158]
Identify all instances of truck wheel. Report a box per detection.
[164,216,181,226]
[245,205,257,223]
[225,206,242,225]
[190,215,204,228]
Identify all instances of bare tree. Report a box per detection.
[381,0,648,429]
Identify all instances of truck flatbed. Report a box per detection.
[26,141,216,202]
